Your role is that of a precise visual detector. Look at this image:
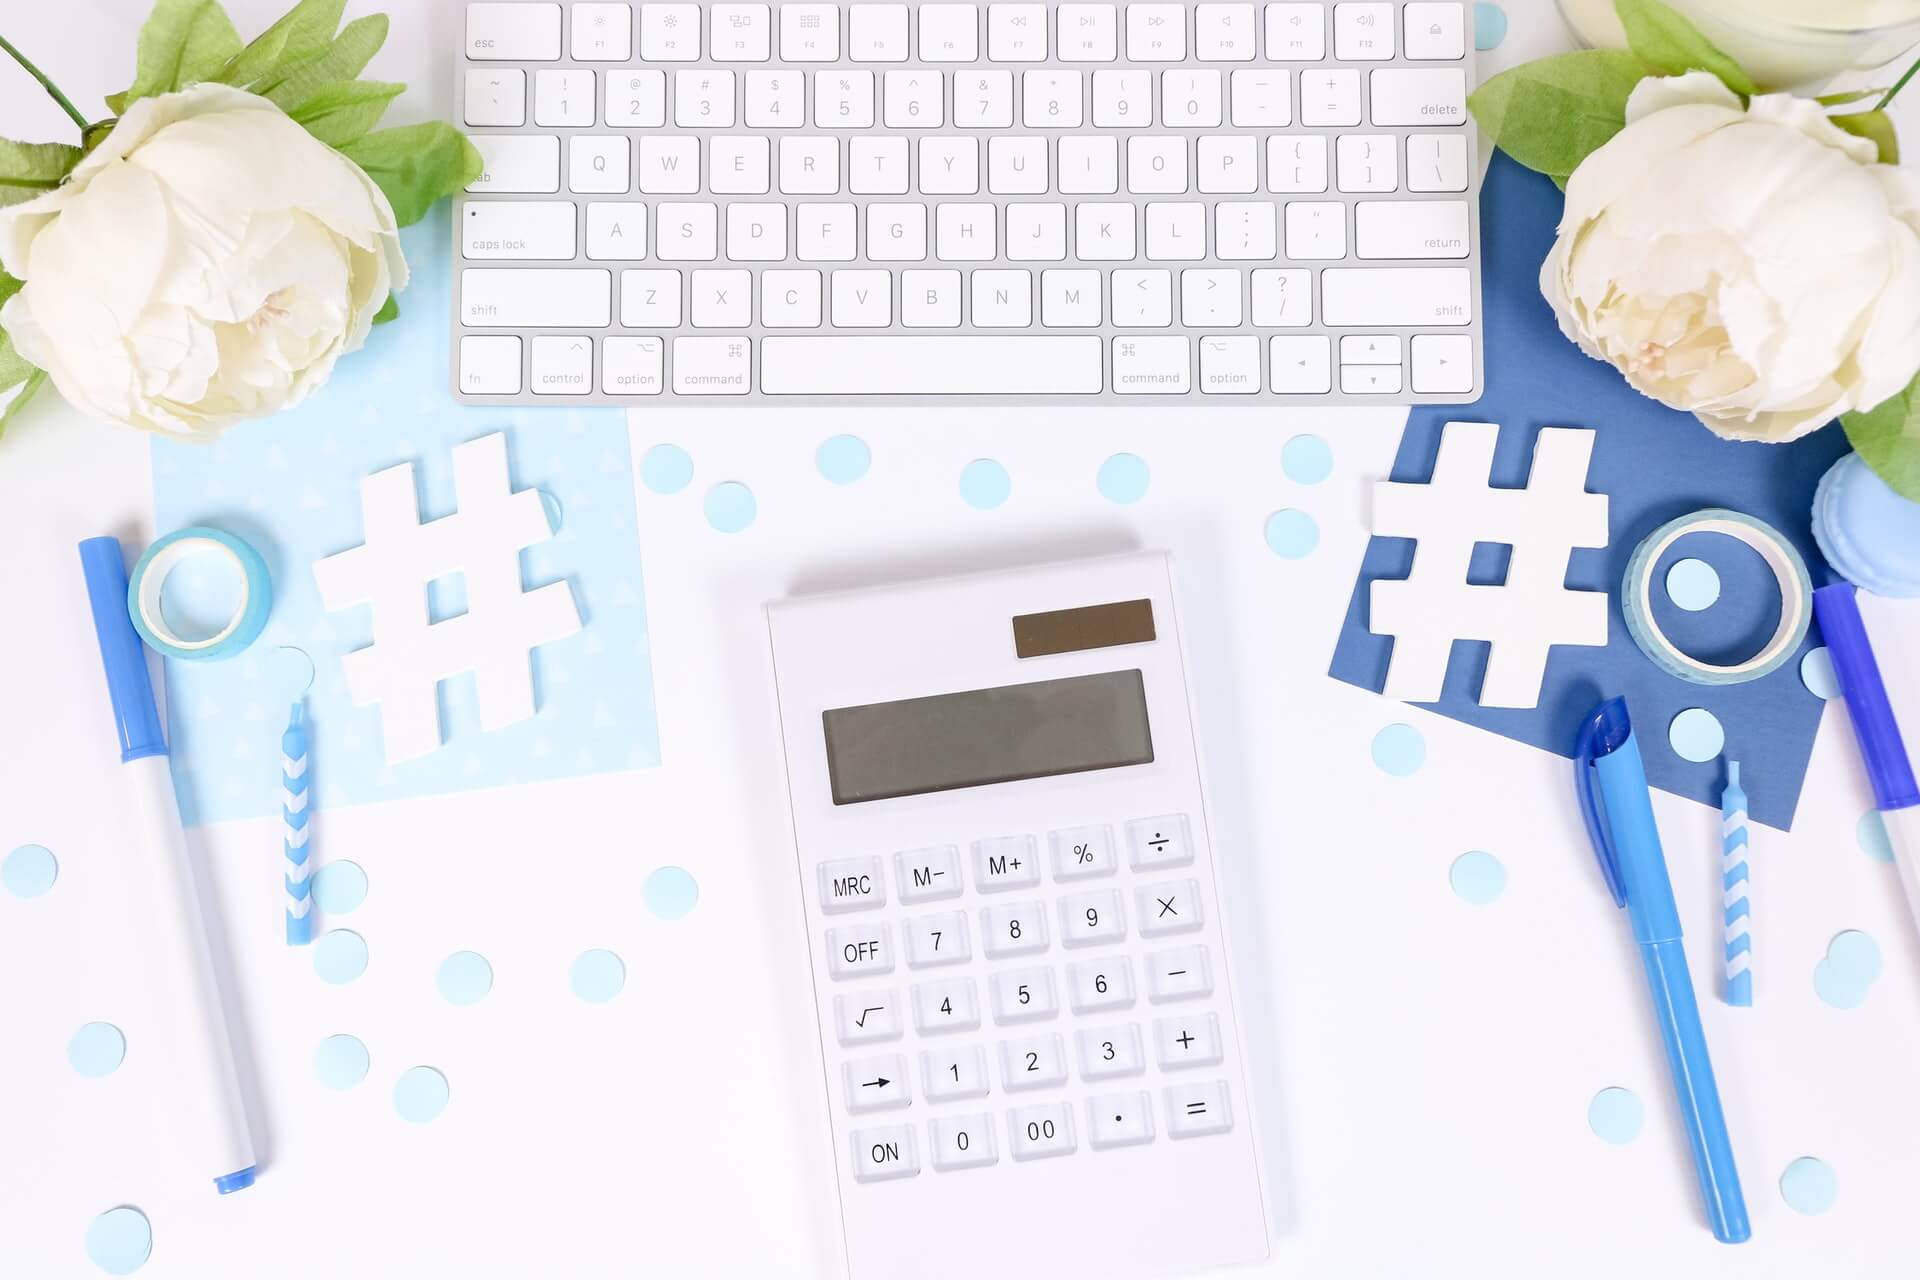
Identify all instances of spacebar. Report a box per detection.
[761,336,1104,395]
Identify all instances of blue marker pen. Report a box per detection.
[1576,697,1749,1244]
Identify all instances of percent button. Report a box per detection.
[1049,824,1117,880]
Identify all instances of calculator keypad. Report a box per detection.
[825,811,1241,1183]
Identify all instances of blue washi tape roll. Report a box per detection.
[127,526,273,662]
[1621,508,1811,686]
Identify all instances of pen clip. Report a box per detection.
[1575,703,1628,908]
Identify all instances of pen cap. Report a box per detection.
[78,537,168,762]
[1813,585,1920,811]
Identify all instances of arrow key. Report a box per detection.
[1411,333,1475,395]
[843,1053,911,1112]
[834,990,902,1045]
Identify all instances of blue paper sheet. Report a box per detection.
[150,217,659,826]
[1329,154,1845,831]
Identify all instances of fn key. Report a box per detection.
[1165,1081,1234,1138]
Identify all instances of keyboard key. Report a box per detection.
[1184,267,1244,324]
[1269,334,1332,392]
[834,989,902,1043]
[905,910,971,967]
[1404,1,1465,58]
[1264,2,1325,59]
[1069,956,1136,1011]
[1009,1102,1076,1159]
[936,203,994,260]
[894,845,962,902]
[1154,1012,1223,1067]
[572,2,633,58]
[1355,199,1470,259]
[920,3,980,59]
[972,835,1040,891]
[459,335,522,394]
[913,978,982,1034]
[1165,1080,1234,1137]
[922,1045,990,1099]
[675,70,737,126]
[601,335,663,393]
[779,136,840,193]
[956,70,1016,127]
[656,202,717,259]
[1284,200,1346,259]
[1088,1091,1156,1147]
[463,269,610,326]
[672,336,753,393]
[605,69,666,126]
[1299,68,1361,126]
[826,922,893,977]
[1126,3,1186,59]
[1093,68,1151,125]
[469,136,560,193]
[712,137,772,194]
[999,1034,1067,1090]
[1370,66,1468,126]
[710,3,771,59]
[971,269,1032,326]
[639,136,700,192]
[931,1114,998,1169]
[1321,266,1472,325]
[1334,1,1394,58]
[922,139,981,195]
[1147,944,1215,1001]
[1126,814,1194,869]
[1161,70,1221,126]
[988,3,1048,60]
[982,901,1049,957]
[690,268,749,325]
[620,269,682,325]
[1411,333,1474,394]
[641,3,701,59]
[849,137,909,192]
[463,68,526,126]
[467,2,562,59]
[1054,137,1114,195]
[1199,136,1257,193]
[1112,335,1190,394]
[762,268,824,325]
[1024,70,1083,126]
[1077,1024,1145,1079]
[851,1124,919,1181]
[1341,363,1402,393]
[1228,69,1287,126]
[884,70,943,126]
[902,269,963,325]
[849,3,909,59]
[463,201,576,260]
[1136,878,1203,936]
[781,2,841,59]
[1215,201,1276,259]
[1336,134,1398,193]
[1049,825,1116,880]
[761,335,1104,393]
[1250,268,1311,325]
[1060,889,1126,947]
[1194,3,1256,58]
[1145,203,1204,260]
[1200,335,1260,392]
[1341,334,1401,365]
[819,856,885,913]
[817,71,876,125]
[568,135,629,194]
[726,203,786,258]
[744,71,804,126]
[1126,136,1187,194]
[1058,3,1119,60]
[1041,268,1101,324]
[843,1053,909,1111]
[1267,135,1328,193]
[991,967,1059,1023]
[830,269,893,324]
[534,68,594,126]
[1113,269,1172,326]
[989,136,1049,193]
[1408,133,1472,192]
[1075,203,1135,260]
[798,203,858,259]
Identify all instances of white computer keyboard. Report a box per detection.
[767,555,1268,1280]
[454,0,1484,405]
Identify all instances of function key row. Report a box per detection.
[470,3,1467,66]
[818,813,1193,913]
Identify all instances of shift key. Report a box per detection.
[462,269,611,327]
[1321,267,1472,326]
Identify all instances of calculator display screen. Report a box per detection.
[822,670,1154,805]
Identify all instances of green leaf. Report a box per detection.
[106,0,244,114]
[1613,0,1758,96]
[0,272,47,437]
[1468,50,1649,182]
[216,0,345,91]
[339,122,483,227]
[1842,375,1920,502]
[288,79,403,148]
[371,293,399,324]
[1816,88,1882,107]
[0,138,82,206]
[1831,110,1900,164]
[262,14,389,110]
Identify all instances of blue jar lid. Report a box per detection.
[1813,454,1920,598]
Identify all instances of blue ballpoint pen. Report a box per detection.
[1575,697,1750,1245]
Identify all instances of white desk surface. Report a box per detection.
[4,3,1920,1276]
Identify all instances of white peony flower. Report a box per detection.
[0,82,406,439]
[1542,71,1920,443]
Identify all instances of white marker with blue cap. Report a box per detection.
[79,535,259,1194]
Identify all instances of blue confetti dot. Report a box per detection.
[538,489,564,532]
[640,443,694,494]
[393,1066,449,1123]
[1666,558,1721,612]
[1802,647,1840,700]
[704,481,757,533]
[1859,811,1895,864]
[644,866,700,920]
[1096,453,1151,505]
[572,948,626,1003]
[1264,509,1319,559]
[1780,1156,1839,1215]
[85,1207,152,1275]
[1588,1087,1643,1144]
[314,930,368,985]
[312,861,367,914]
[1815,929,1883,1009]
[68,1023,126,1078]
[1372,723,1426,777]
[1668,708,1725,764]
[816,435,871,485]
[314,1034,369,1090]
[1281,435,1333,485]
[1449,851,1507,905]
[960,459,1012,510]
[437,951,494,1005]
[3,843,58,898]
[1473,2,1508,50]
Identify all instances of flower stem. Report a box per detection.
[1880,52,1920,111]
[0,33,89,134]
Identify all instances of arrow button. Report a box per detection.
[844,1054,911,1112]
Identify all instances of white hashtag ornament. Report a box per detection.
[1371,422,1609,710]
[313,432,582,762]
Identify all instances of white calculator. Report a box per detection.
[767,553,1268,1279]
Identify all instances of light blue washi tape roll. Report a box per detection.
[1621,508,1812,686]
[127,526,273,662]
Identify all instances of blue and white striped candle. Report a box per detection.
[1723,761,1752,1006]
[283,704,313,946]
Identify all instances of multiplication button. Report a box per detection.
[1125,814,1194,869]
[1136,879,1204,937]
[817,855,885,913]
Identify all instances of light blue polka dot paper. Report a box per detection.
[960,459,1012,510]
[1449,851,1506,904]
[1665,558,1721,612]
[85,1207,151,1275]
[816,435,871,485]
[314,1034,370,1090]
[644,866,700,920]
[572,949,626,1003]
[1780,1156,1838,1215]
[312,861,367,914]
[3,843,57,898]
[1815,930,1882,1008]
[640,443,694,494]
[393,1066,450,1123]
[1588,1087,1643,1144]
[1859,811,1895,864]
[1801,647,1840,700]
[1669,708,1725,763]
[1473,2,1507,50]
[1372,724,1426,777]
[1096,453,1150,505]
[1264,509,1319,559]
[1281,435,1332,486]
[438,951,494,1005]
[705,481,758,533]
[149,219,660,827]
[68,1023,126,1078]
[314,930,368,985]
